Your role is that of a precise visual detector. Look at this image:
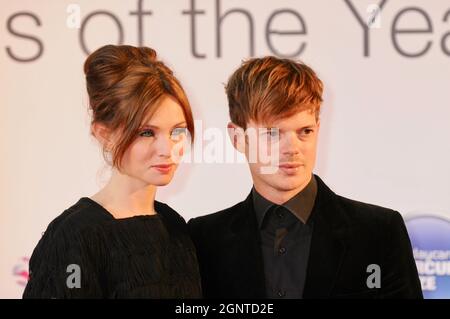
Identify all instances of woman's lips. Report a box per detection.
[151,163,174,174]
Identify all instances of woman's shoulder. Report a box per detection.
[25,198,109,298]
[27,198,109,276]
[154,201,190,230]
[155,200,185,219]
[43,197,112,241]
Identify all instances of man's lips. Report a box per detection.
[278,163,303,174]
[278,163,303,169]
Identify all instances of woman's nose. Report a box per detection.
[156,135,174,158]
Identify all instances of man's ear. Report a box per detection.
[91,122,114,151]
[227,122,246,154]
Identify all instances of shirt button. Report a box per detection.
[279,247,286,255]
[277,290,286,298]
[277,211,284,218]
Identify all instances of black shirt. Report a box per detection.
[252,175,318,298]
[23,197,202,298]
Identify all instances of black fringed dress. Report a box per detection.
[23,197,202,298]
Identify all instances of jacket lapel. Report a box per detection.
[303,175,349,298]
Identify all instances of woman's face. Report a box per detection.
[119,95,189,187]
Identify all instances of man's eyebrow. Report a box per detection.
[296,124,317,130]
[261,124,317,130]
[140,121,187,129]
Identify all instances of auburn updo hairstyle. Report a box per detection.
[84,44,194,170]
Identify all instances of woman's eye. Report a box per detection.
[171,127,188,140]
[265,128,279,138]
[139,129,155,137]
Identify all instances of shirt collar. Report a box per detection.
[252,174,318,228]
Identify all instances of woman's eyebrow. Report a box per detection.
[172,121,188,127]
[141,121,187,129]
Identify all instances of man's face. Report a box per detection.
[239,110,320,201]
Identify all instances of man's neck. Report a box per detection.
[253,175,312,205]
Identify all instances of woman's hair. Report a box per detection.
[84,44,194,169]
[225,56,323,129]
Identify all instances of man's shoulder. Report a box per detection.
[189,176,406,233]
[333,194,402,226]
[327,193,408,244]
[313,175,403,227]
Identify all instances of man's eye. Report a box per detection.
[171,127,188,140]
[298,128,314,138]
[139,129,155,137]
[300,129,314,137]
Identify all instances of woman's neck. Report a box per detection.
[91,170,157,219]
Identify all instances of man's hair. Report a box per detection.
[225,56,323,128]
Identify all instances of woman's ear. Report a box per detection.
[227,122,246,154]
[91,122,113,151]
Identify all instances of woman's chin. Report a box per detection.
[147,176,174,187]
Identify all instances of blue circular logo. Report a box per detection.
[405,213,450,299]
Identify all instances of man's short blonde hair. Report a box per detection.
[226,56,323,128]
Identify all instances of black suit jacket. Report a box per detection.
[188,175,422,299]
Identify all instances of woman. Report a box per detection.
[23,45,202,298]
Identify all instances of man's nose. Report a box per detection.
[281,132,301,156]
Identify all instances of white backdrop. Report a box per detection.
[1,0,449,298]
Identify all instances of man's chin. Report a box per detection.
[273,177,310,192]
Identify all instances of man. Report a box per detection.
[188,57,422,299]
